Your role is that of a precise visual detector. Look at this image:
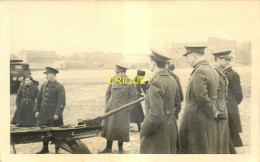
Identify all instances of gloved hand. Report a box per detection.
[35,112,40,118]
[54,115,59,120]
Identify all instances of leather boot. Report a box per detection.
[137,123,141,132]
[118,141,125,154]
[36,141,49,154]
[98,140,112,153]
[55,146,61,154]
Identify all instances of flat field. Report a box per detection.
[10,66,251,154]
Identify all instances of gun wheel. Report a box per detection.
[70,139,91,154]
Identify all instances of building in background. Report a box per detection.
[17,50,59,70]
[64,52,125,69]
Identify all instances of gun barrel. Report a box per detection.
[100,97,145,120]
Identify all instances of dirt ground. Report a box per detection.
[10,66,251,154]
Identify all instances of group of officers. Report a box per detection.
[11,45,243,154]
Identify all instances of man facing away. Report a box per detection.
[140,49,180,154]
[34,67,66,154]
[179,46,219,154]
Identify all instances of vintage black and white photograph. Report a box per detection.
[1,1,260,162]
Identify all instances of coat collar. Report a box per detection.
[223,66,232,72]
[150,69,169,83]
[23,84,33,89]
[214,65,225,72]
[47,79,57,87]
[191,60,209,75]
[194,60,209,69]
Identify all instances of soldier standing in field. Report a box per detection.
[99,65,138,154]
[219,51,243,153]
[212,50,231,153]
[11,76,39,127]
[130,70,145,132]
[167,63,183,120]
[34,67,66,154]
[179,46,220,154]
[139,49,180,154]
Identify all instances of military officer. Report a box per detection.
[139,49,180,154]
[167,63,183,119]
[179,46,219,154]
[99,65,138,154]
[212,50,231,153]
[130,70,145,132]
[215,50,243,153]
[11,76,39,127]
[34,67,66,154]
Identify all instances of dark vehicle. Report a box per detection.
[10,60,31,94]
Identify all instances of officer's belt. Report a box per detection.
[22,98,33,101]
[44,98,56,101]
[209,95,218,100]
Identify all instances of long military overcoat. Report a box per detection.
[11,84,39,126]
[140,70,180,154]
[223,66,243,147]
[215,66,229,153]
[130,76,145,124]
[101,76,138,142]
[34,80,66,126]
[179,60,220,154]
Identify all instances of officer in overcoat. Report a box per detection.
[212,51,231,153]
[99,65,138,154]
[34,67,66,154]
[221,51,243,153]
[167,63,183,119]
[179,46,220,154]
[11,76,39,127]
[130,70,145,132]
[139,49,180,154]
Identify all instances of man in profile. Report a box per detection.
[179,46,219,154]
[214,50,243,153]
[140,49,180,154]
[212,50,231,153]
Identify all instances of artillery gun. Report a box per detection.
[10,97,145,154]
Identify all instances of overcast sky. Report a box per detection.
[8,1,260,56]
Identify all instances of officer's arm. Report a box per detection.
[176,76,184,102]
[105,78,113,103]
[174,85,181,119]
[141,80,164,136]
[35,86,39,99]
[34,84,43,113]
[193,71,211,108]
[16,86,22,108]
[230,72,243,104]
[55,85,66,116]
